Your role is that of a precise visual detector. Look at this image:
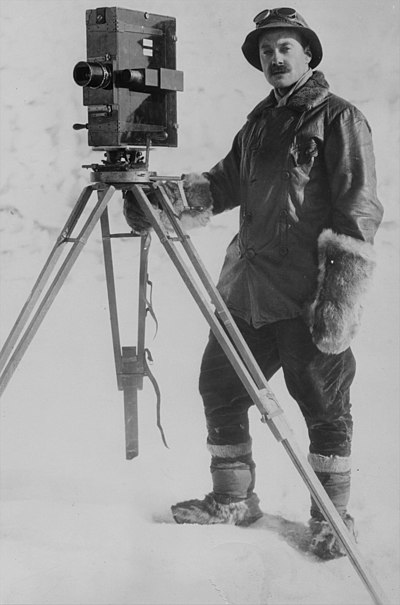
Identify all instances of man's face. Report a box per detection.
[258,29,312,90]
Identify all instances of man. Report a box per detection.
[124,8,383,559]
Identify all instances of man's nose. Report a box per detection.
[271,50,284,65]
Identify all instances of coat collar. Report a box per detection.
[248,70,330,119]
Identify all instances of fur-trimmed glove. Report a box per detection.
[123,174,214,234]
[307,229,376,355]
[123,189,154,235]
[160,172,214,231]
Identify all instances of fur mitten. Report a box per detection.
[307,229,376,354]
[123,174,214,234]
[123,189,153,234]
[182,172,214,208]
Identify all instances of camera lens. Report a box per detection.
[73,61,112,89]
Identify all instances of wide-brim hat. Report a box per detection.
[242,7,323,70]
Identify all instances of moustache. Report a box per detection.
[269,66,290,75]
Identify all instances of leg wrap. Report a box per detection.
[308,453,351,519]
[211,457,256,503]
[207,442,255,503]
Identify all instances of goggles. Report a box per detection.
[242,7,323,70]
[253,8,299,27]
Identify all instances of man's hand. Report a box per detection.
[158,173,214,231]
[307,229,376,354]
[123,173,214,235]
[182,172,214,211]
[179,207,213,230]
[123,189,153,235]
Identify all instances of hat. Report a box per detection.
[242,7,323,70]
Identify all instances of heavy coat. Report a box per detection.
[199,71,383,350]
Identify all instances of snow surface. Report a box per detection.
[0,1,399,604]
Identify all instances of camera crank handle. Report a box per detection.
[73,123,88,130]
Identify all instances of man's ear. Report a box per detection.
[304,45,312,64]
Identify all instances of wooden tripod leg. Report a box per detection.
[100,210,150,460]
[123,385,139,460]
[0,185,95,375]
[121,346,141,460]
[0,185,116,398]
[100,207,123,387]
[119,236,152,459]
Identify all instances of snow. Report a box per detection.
[0,1,399,604]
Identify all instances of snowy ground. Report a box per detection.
[0,1,399,604]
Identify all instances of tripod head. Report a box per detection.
[82,140,157,187]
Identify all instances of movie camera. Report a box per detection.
[72,6,184,151]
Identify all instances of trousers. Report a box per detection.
[199,316,356,459]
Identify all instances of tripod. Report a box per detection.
[0,154,389,605]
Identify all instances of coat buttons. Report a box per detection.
[246,248,256,259]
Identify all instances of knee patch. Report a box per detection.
[206,412,251,447]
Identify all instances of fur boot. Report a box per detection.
[171,492,263,526]
[309,514,357,560]
[308,453,356,559]
[307,229,376,354]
